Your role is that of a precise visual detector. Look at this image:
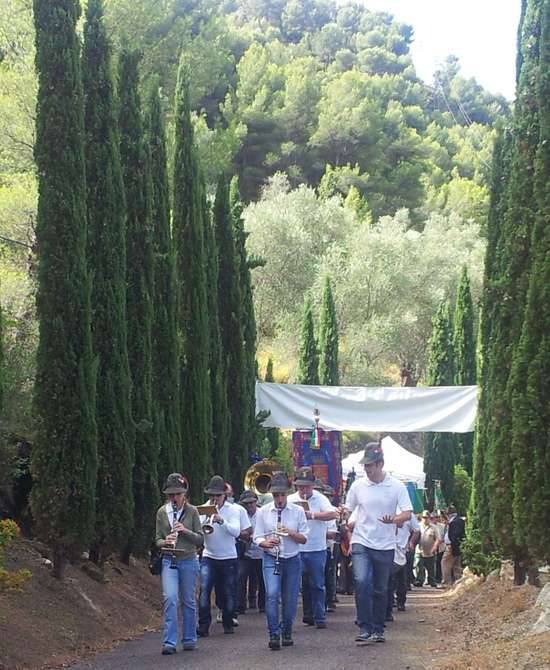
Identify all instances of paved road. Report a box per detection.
[60,592,441,670]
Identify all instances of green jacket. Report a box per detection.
[155,502,203,560]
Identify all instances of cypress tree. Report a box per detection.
[119,49,158,556]
[214,174,245,489]
[452,267,476,474]
[318,276,339,385]
[147,83,182,484]
[231,176,259,473]
[172,59,211,499]
[30,0,97,578]
[83,0,134,563]
[0,301,4,415]
[510,0,550,564]
[203,186,230,479]
[297,296,319,385]
[264,357,279,456]
[423,300,456,506]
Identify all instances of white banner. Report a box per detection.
[256,382,477,433]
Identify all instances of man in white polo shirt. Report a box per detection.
[198,475,242,637]
[288,467,338,628]
[345,442,413,645]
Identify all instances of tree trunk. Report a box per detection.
[52,545,67,580]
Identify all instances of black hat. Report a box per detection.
[359,442,384,465]
[269,472,291,494]
[163,473,188,494]
[239,489,258,504]
[294,466,315,486]
[204,475,226,496]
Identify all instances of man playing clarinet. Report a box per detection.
[254,472,308,650]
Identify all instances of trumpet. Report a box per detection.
[197,504,218,535]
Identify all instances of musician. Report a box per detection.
[237,489,265,613]
[254,472,308,650]
[198,475,241,636]
[288,467,339,629]
[155,473,203,655]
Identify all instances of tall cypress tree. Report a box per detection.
[318,276,339,385]
[119,49,158,556]
[297,296,319,385]
[214,174,244,489]
[30,0,97,579]
[510,0,550,564]
[147,83,182,484]
[452,267,476,474]
[204,186,230,478]
[0,301,4,415]
[172,59,211,499]
[423,300,456,506]
[231,176,258,473]
[264,357,279,456]
[83,0,134,562]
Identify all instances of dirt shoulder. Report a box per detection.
[0,537,161,670]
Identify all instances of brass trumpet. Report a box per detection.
[197,504,218,535]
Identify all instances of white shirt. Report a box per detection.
[233,501,252,533]
[346,473,413,551]
[200,501,241,560]
[395,515,420,566]
[254,502,309,558]
[288,489,335,553]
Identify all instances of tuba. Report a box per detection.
[243,459,279,502]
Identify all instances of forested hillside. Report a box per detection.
[0,0,509,433]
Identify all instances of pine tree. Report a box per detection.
[203,186,230,479]
[264,357,279,455]
[83,0,134,563]
[423,300,456,506]
[231,176,258,474]
[318,276,339,385]
[214,174,244,489]
[172,59,211,499]
[510,0,550,564]
[30,0,97,578]
[119,49,158,556]
[297,296,319,385]
[147,83,182,484]
[452,267,476,474]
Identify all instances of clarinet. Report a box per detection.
[273,507,283,575]
[170,502,179,570]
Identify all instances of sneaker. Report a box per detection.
[197,628,209,638]
[316,622,327,629]
[282,632,294,647]
[161,645,177,655]
[397,604,406,612]
[326,604,336,612]
[355,631,371,645]
[182,644,196,651]
[372,632,385,643]
[302,617,314,626]
[216,611,223,623]
[232,617,239,627]
[269,635,281,650]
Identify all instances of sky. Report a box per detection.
[359,0,522,99]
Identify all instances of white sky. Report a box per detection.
[359,0,522,99]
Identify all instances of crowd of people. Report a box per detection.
[154,442,465,655]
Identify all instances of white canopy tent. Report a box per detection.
[342,436,425,488]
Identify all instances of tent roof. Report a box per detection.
[342,436,425,488]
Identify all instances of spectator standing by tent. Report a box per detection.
[415,511,439,587]
[442,505,465,586]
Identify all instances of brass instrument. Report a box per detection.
[293,499,310,512]
[243,459,279,499]
[273,507,288,575]
[197,504,217,535]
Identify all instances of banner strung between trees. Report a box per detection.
[256,382,478,433]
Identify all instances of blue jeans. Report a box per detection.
[300,550,327,624]
[198,557,237,632]
[262,553,301,637]
[161,556,199,649]
[352,544,395,634]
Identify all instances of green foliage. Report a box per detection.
[297,295,319,384]
[83,0,135,561]
[452,464,472,517]
[461,526,500,577]
[119,49,157,557]
[318,275,339,385]
[0,519,31,591]
[264,357,279,455]
[30,0,98,576]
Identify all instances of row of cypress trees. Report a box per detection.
[423,267,476,506]
[30,0,257,576]
[469,0,550,576]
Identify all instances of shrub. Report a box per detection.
[0,518,31,590]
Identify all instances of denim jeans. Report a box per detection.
[238,557,265,611]
[198,557,237,632]
[300,550,327,624]
[262,553,301,637]
[161,556,199,649]
[352,543,395,634]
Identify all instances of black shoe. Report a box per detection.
[326,603,336,612]
[197,628,209,638]
[397,604,406,612]
[316,622,327,629]
[282,632,294,647]
[161,646,177,655]
[223,626,234,634]
[372,632,385,643]
[269,635,281,650]
[259,608,265,613]
[355,631,371,645]
[302,617,314,626]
